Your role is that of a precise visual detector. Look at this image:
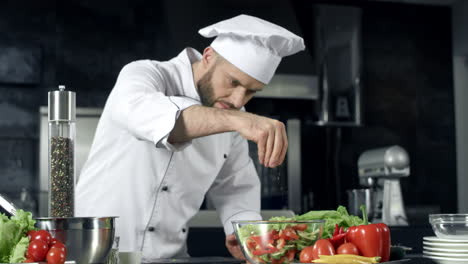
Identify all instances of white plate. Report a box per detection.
[423,241,468,249]
[424,250,468,257]
[424,254,468,264]
[424,245,468,253]
[424,236,468,243]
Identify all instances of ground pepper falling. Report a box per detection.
[50,136,74,217]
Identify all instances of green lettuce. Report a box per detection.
[9,236,30,263]
[0,210,36,263]
[295,206,365,238]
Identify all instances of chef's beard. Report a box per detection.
[197,67,217,107]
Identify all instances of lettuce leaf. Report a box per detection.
[295,206,365,238]
[0,210,36,263]
[9,236,30,263]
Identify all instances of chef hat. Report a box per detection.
[199,14,305,84]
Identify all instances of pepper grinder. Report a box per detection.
[48,85,76,217]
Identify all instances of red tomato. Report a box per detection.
[292,224,308,231]
[26,230,36,241]
[27,240,49,261]
[46,247,66,264]
[49,238,61,246]
[337,242,360,255]
[50,241,67,254]
[246,238,256,250]
[286,249,297,261]
[311,239,335,260]
[23,258,35,263]
[299,246,314,263]
[31,230,52,245]
[279,228,299,240]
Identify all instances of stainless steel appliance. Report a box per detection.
[0,193,16,217]
[354,145,410,226]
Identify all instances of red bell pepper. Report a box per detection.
[375,223,391,262]
[345,206,391,262]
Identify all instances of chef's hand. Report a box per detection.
[225,234,250,264]
[235,112,288,168]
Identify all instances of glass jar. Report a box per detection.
[48,85,76,217]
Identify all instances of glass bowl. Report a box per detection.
[429,214,468,240]
[232,220,325,264]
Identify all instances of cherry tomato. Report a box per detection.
[26,230,36,241]
[23,258,35,263]
[311,239,335,260]
[49,238,60,246]
[31,230,52,245]
[337,242,360,255]
[51,241,67,254]
[46,247,66,264]
[299,246,314,263]
[27,240,49,261]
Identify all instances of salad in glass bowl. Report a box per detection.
[232,220,325,264]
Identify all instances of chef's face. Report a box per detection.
[197,48,265,110]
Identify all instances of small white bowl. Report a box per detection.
[429,214,468,240]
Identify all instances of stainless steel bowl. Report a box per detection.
[35,217,117,264]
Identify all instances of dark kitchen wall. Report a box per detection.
[0,0,456,219]
[296,1,456,220]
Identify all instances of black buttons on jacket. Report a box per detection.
[148,226,155,232]
[161,186,169,191]
[182,228,186,233]
[223,154,227,159]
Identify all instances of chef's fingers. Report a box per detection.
[279,125,288,166]
[226,234,238,244]
[269,123,284,167]
[263,129,275,167]
[257,133,267,166]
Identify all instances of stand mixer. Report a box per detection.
[357,145,410,226]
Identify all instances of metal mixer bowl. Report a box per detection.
[35,217,117,264]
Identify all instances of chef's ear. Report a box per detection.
[201,46,218,69]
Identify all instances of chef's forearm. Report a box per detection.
[168,105,241,143]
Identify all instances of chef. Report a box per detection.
[76,14,305,262]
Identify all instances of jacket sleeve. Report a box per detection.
[108,60,200,151]
[207,132,262,235]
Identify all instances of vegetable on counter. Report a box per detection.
[0,210,36,263]
[238,223,321,263]
[0,210,67,264]
[312,254,381,263]
[346,206,391,262]
[237,205,393,263]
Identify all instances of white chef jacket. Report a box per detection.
[75,48,262,261]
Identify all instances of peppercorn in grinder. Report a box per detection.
[48,85,76,217]
[358,145,410,226]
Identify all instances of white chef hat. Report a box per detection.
[199,14,305,84]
